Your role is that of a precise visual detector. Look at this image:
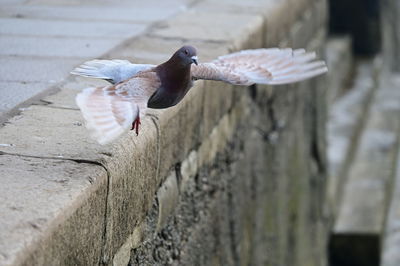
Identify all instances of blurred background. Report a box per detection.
[327,0,400,266]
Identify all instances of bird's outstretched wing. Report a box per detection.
[191,48,327,85]
[76,71,160,144]
[71,59,155,84]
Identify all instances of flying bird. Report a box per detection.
[71,45,327,144]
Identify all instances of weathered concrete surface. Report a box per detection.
[125,0,329,265]
[0,155,108,266]
[0,0,330,265]
[149,11,264,50]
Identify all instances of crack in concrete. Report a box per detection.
[254,94,284,143]
[35,104,80,111]
[0,150,103,166]
[30,99,80,111]
[100,168,112,265]
[150,115,161,185]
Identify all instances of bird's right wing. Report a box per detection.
[191,48,327,86]
[76,71,160,144]
[71,59,155,84]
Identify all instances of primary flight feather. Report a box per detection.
[72,45,328,144]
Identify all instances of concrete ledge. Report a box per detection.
[0,0,328,265]
[0,155,108,266]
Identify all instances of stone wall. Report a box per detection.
[120,1,329,265]
[0,0,329,265]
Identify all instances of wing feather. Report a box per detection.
[191,48,327,86]
[75,71,160,144]
[71,59,155,84]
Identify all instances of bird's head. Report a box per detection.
[175,45,198,66]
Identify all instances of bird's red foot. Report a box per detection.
[131,117,141,135]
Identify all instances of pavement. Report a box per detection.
[0,0,192,122]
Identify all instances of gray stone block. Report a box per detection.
[0,81,50,114]
[0,56,80,83]
[0,155,108,266]
[0,105,109,161]
[0,36,122,58]
[1,5,179,24]
[107,35,233,64]
[150,10,263,50]
[0,18,146,39]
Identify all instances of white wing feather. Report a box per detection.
[71,59,155,84]
[76,86,138,144]
[75,72,159,144]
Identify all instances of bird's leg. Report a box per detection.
[131,116,141,136]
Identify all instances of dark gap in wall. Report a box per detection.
[329,0,381,55]
[329,233,380,266]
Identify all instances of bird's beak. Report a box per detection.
[191,56,198,65]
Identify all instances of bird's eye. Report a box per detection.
[184,49,189,55]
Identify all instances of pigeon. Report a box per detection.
[72,45,328,144]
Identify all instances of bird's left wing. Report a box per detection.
[71,59,155,84]
[76,71,160,144]
[191,48,327,86]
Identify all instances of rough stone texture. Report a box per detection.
[0,5,180,23]
[149,10,264,50]
[0,155,108,266]
[125,2,329,265]
[0,0,330,265]
[0,18,146,39]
